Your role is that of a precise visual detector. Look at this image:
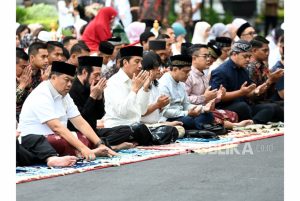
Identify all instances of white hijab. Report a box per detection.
[192,21,211,44]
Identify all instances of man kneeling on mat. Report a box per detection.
[17,61,117,167]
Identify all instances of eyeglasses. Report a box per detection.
[242,31,257,36]
[194,54,211,59]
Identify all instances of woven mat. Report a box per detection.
[16,123,284,184]
[16,149,183,184]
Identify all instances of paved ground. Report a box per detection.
[17,136,283,201]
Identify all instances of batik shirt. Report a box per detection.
[246,60,274,102]
[247,60,269,86]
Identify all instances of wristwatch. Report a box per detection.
[95,140,105,148]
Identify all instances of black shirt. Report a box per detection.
[67,77,105,131]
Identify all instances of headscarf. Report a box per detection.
[192,21,211,44]
[81,7,117,51]
[208,23,230,41]
[171,22,187,38]
[125,21,146,43]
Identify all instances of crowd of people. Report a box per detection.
[16,0,284,167]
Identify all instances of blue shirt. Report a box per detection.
[271,61,284,101]
[209,58,253,108]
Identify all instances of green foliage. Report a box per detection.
[222,11,234,24]
[202,7,220,25]
[168,0,177,27]
[202,7,233,25]
[24,3,57,20]
[61,28,73,37]
[16,4,58,31]
[16,7,27,23]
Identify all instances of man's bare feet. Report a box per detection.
[111,142,137,151]
[92,146,109,157]
[234,120,254,127]
[92,145,119,157]
[47,156,77,167]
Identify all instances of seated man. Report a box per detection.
[16,48,31,121]
[246,35,283,119]
[210,40,282,124]
[98,41,115,73]
[140,51,185,137]
[185,44,253,129]
[271,35,284,102]
[67,41,90,67]
[159,54,214,130]
[104,46,154,145]
[47,41,65,64]
[68,56,135,149]
[17,61,116,167]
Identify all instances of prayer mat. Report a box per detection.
[16,149,182,184]
[138,123,284,152]
[16,123,284,184]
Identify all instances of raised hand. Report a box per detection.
[254,82,268,96]
[41,65,51,81]
[204,86,218,103]
[131,70,148,93]
[216,84,226,102]
[90,77,107,100]
[268,68,284,84]
[17,65,32,89]
[240,81,256,96]
[188,106,201,117]
[156,95,170,109]
[143,71,151,92]
[203,98,216,112]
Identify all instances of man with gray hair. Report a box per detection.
[209,40,282,124]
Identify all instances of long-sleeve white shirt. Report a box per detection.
[103,68,150,127]
[140,84,161,124]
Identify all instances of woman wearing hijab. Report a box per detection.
[124,21,146,44]
[207,22,231,41]
[82,7,117,52]
[171,22,187,55]
[191,21,211,44]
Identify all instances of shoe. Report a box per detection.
[186,130,219,139]
[130,123,153,145]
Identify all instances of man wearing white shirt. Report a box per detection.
[104,46,156,145]
[17,61,116,167]
[104,46,151,127]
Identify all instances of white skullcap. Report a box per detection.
[37,31,53,42]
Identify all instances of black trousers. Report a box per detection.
[222,101,283,124]
[96,125,134,146]
[18,135,58,166]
